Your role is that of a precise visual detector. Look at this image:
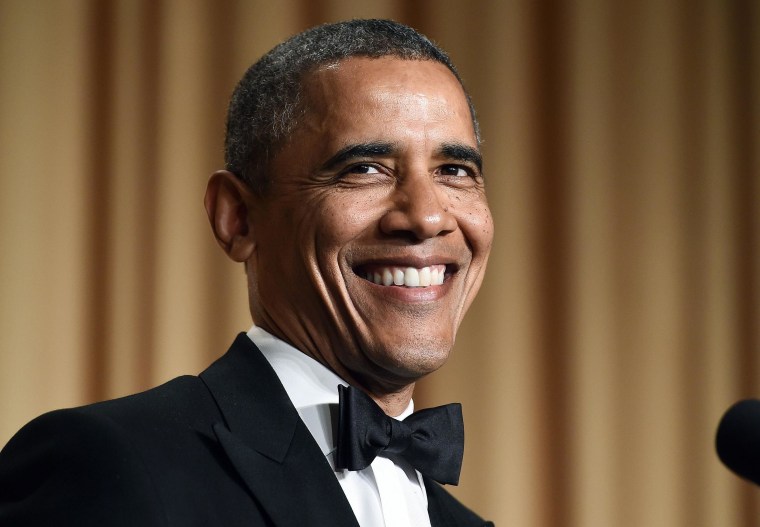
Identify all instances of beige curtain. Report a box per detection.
[1,1,758,526]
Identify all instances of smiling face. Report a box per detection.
[246,57,493,397]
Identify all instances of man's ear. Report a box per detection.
[204,170,256,262]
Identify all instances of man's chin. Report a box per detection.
[361,334,453,383]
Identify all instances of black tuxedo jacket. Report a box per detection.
[0,334,491,526]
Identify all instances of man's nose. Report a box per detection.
[379,175,457,240]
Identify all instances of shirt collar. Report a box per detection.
[247,326,415,462]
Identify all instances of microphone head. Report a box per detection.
[716,399,760,486]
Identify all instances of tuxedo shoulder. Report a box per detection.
[426,480,494,527]
[80,374,219,428]
[0,374,224,479]
[0,376,227,526]
[10,375,214,440]
[0,399,173,526]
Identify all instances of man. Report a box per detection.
[0,19,493,526]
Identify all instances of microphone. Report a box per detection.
[716,399,760,486]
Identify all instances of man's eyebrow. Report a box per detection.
[320,142,396,170]
[438,143,483,172]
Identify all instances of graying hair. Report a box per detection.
[224,19,479,194]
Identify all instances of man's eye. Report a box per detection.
[439,165,471,178]
[347,164,381,175]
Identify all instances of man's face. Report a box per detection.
[247,57,493,393]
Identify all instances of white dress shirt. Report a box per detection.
[247,326,431,527]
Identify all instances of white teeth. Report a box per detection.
[431,267,445,286]
[404,267,420,287]
[419,267,431,286]
[363,265,446,287]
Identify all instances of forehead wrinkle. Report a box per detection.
[297,57,477,171]
[368,89,455,122]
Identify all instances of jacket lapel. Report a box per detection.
[200,334,359,527]
[425,477,494,527]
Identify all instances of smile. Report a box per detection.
[359,265,447,288]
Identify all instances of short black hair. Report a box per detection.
[224,19,479,194]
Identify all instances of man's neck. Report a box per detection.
[249,324,416,417]
[364,384,416,417]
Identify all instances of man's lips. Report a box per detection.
[353,263,456,288]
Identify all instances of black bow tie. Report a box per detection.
[335,384,464,485]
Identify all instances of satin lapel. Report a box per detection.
[426,477,494,527]
[427,483,452,527]
[200,334,359,527]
